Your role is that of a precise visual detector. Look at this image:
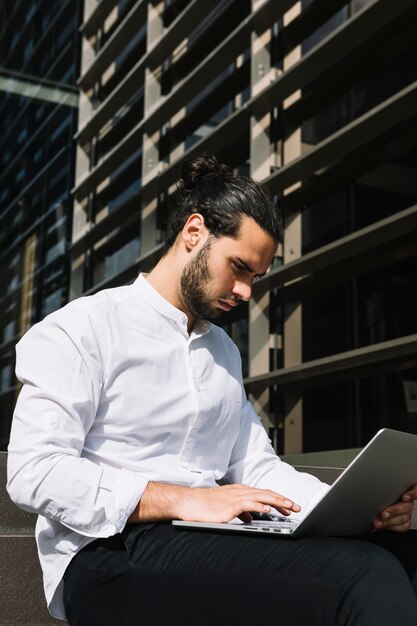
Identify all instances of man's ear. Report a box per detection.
[181,213,209,251]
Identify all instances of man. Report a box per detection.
[7,154,417,625]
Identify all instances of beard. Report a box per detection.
[180,241,223,321]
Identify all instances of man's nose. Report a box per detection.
[232,280,252,302]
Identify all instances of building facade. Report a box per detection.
[0,0,83,448]
[2,0,417,456]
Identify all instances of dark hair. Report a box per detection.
[163,153,283,251]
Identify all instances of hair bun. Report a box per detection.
[180,153,231,191]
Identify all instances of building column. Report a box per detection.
[141,0,164,255]
[248,0,273,433]
[282,2,303,454]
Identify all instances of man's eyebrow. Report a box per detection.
[234,256,266,278]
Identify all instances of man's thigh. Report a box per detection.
[361,528,417,590]
[64,523,417,626]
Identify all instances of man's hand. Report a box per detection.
[373,483,417,533]
[176,483,301,523]
[128,481,301,524]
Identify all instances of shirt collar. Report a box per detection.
[132,274,211,338]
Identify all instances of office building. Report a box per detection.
[73,0,417,456]
[2,0,417,457]
[0,1,83,448]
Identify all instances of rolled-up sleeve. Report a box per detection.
[7,305,147,538]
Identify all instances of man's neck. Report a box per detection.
[145,253,196,332]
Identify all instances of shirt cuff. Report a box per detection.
[95,467,149,536]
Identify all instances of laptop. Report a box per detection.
[172,428,417,538]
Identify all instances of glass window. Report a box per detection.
[42,287,64,318]
[357,256,417,347]
[302,370,417,453]
[2,320,16,344]
[0,365,12,393]
[303,382,355,452]
[302,6,347,55]
[93,237,141,285]
[0,0,81,449]
[302,188,349,254]
[45,239,66,265]
[302,282,351,362]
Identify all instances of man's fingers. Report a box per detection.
[219,485,301,521]
[380,501,413,519]
[182,484,302,524]
[240,496,297,516]
[250,495,301,518]
[374,516,411,532]
[374,501,413,532]
[378,513,410,528]
[249,489,301,513]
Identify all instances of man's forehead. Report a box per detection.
[215,227,277,272]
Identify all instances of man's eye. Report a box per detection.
[233,263,245,273]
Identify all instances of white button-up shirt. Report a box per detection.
[7,274,328,620]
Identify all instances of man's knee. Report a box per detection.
[337,541,417,625]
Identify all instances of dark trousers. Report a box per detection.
[63,523,417,626]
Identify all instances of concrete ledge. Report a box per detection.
[0,536,63,625]
[294,464,344,485]
[1,453,66,624]
[284,448,360,468]
[0,453,36,533]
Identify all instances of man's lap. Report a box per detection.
[63,523,417,626]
